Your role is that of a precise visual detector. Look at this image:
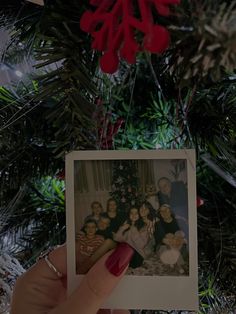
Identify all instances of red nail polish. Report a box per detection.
[105,243,134,276]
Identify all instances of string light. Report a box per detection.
[25,0,44,6]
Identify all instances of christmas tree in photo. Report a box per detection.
[110,160,143,214]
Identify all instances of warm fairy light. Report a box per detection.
[25,0,44,6]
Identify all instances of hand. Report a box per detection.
[11,243,133,314]
[146,219,155,235]
[121,223,130,231]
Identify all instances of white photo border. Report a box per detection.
[66,149,198,311]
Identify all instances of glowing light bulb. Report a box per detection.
[25,0,44,6]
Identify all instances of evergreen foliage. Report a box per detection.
[0,0,236,313]
[1,177,65,267]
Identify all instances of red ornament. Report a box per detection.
[197,196,204,207]
[56,169,65,180]
[97,114,125,149]
[80,0,180,73]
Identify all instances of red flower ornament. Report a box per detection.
[80,0,180,73]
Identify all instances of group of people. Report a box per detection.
[76,177,189,273]
[76,198,122,273]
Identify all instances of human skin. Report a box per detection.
[92,203,103,216]
[129,208,139,223]
[85,221,97,238]
[139,205,150,222]
[11,244,131,314]
[107,200,117,218]
[159,205,173,222]
[107,200,117,211]
[98,217,110,230]
[90,239,117,264]
[158,178,171,196]
[139,205,156,235]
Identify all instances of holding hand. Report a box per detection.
[11,243,133,314]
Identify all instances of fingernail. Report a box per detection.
[105,243,134,276]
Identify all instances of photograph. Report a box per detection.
[74,158,189,276]
[66,150,198,310]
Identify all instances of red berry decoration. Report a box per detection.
[197,196,204,207]
[80,0,180,74]
[143,25,170,53]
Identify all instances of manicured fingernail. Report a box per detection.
[105,243,134,276]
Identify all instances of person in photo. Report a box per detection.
[157,177,189,241]
[84,201,103,223]
[113,207,150,260]
[106,198,123,232]
[96,213,113,239]
[145,184,160,211]
[159,231,188,274]
[139,201,159,236]
[157,177,188,217]
[76,219,104,273]
[154,204,181,251]
[138,201,157,256]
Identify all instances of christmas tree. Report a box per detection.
[0,0,236,313]
[110,160,143,214]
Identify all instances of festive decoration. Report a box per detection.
[98,115,124,149]
[197,196,204,207]
[80,0,180,73]
[1,1,236,313]
[56,169,65,180]
[25,0,44,5]
[167,1,236,84]
[93,99,125,148]
[110,160,143,213]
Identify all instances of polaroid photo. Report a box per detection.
[66,150,198,311]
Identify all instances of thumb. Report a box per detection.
[51,243,134,314]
